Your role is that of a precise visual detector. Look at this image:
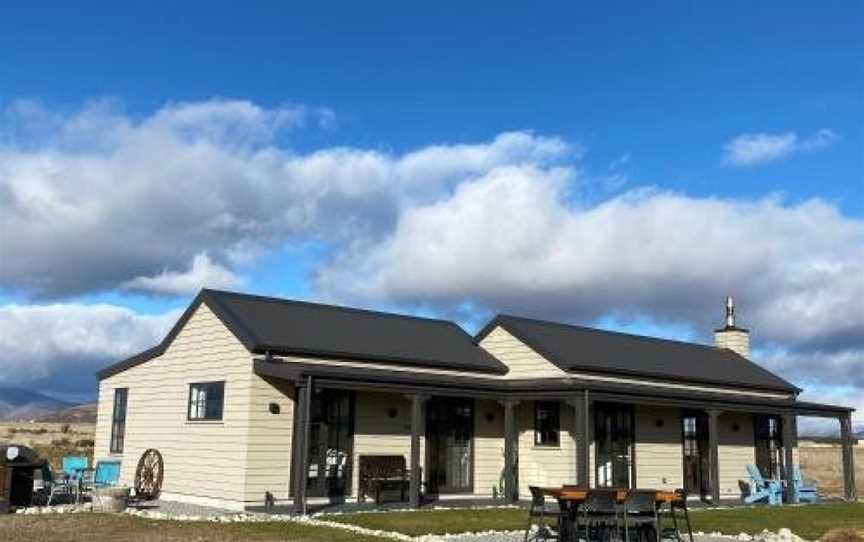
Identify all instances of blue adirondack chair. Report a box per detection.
[94,460,121,487]
[745,464,783,505]
[62,456,88,479]
[793,465,819,503]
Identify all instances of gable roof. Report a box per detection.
[476,314,800,393]
[98,289,507,379]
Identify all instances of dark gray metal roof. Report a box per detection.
[206,290,507,373]
[98,290,507,379]
[99,290,800,395]
[476,314,801,393]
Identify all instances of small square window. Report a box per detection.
[534,401,560,446]
[188,381,225,421]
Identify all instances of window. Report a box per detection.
[188,381,225,421]
[110,388,128,453]
[534,401,560,446]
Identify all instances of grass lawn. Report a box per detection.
[329,502,864,539]
[688,503,864,540]
[328,507,527,536]
[0,514,387,542]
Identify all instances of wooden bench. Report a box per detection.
[358,455,416,504]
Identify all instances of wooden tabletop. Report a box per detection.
[541,487,683,504]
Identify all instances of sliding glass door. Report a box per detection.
[754,414,784,479]
[426,397,474,494]
[306,389,355,500]
[594,403,634,488]
[682,411,711,499]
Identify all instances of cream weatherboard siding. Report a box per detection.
[473,399,505,497]
[516,401,577,496]
[634,406,684,490]
[717,412,756,498]
[243,375,295,505]
[478,326,568,379]
[94,303,258,510]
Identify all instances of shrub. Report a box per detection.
[75,439,95,448]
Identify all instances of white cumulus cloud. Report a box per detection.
[0,99,572,298]
[0,303,179,386]
[722,129,838,167]
[315,165,864,408]
[1,98,861,420]
[122,252,242,295]
[316,167,863,348]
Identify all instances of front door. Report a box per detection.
[306,389,354,500]
[682,411,711,499]
[426,397,474,494]
[594,403,634,488]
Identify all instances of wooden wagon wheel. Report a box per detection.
[134,448,164,500]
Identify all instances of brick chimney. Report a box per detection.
[714,296,750,358]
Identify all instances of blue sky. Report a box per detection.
[0,2,862,426]
[3,1,861,212]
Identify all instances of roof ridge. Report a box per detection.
[202,288,467,331]
[498,313,718,350]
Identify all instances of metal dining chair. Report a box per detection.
[622,490,659,542]
[46,457,88,505]
[524,486,560,542]
[581,489,620,542]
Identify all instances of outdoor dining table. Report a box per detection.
[539,486,692,542]
[541,486,683,504]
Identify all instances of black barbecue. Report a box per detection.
[0,444,47,512]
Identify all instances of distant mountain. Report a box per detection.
[800,422,864,441]
[0,387,74,421]
[37,402,97,424]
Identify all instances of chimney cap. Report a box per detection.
[715,295,749,333]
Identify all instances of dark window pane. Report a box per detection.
[188,381,225,421]
[110,388,128,453]
[534,401,560,446]
[755,415,783,479]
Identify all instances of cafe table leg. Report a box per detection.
[669,502,680,541]
[682,504,694,542]
[557,499,569,542]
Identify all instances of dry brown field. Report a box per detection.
[799,444,864,497]
[0,422,96,471]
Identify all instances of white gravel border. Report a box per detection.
[17,503,811,542]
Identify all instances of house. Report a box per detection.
[94,290,858,512]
